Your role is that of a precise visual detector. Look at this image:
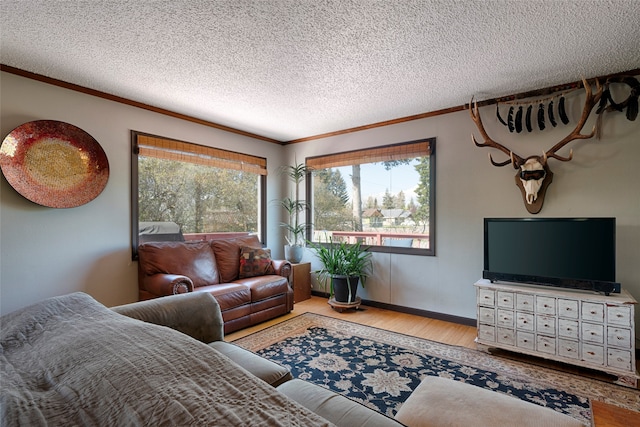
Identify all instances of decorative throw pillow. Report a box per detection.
[211,235,262,282]
[238,247,275,278]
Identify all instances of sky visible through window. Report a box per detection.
[332,159,420,205]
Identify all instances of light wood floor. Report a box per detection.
[226,296,640,427]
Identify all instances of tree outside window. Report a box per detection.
[307,138,435,255]
[131,132,266,256]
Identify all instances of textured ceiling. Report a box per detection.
[1,1,639,142]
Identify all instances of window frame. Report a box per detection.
[131,131,267,259]
[305,138,436,256]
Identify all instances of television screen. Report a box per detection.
[483,218,620,294]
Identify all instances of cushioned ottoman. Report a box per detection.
[209,341,293,387]
[394,376,585,427]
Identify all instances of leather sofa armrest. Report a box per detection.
[272,260,292,280]
[141,274,194,297]
[111,292,225,343]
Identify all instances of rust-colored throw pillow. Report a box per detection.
[211,235,262,283]
[238,247,275,278]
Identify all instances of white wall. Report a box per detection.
[286,88,640,341]
[0,72,286,313]
[2,71,639,343]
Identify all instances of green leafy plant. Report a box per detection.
[279,161,311,246]
[308,237,373,301]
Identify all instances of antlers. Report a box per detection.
[470,96,524,168]
[470,77,603,167]
[544,78,602,161]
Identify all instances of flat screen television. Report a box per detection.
[483,217,620,295]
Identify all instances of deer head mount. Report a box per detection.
[470,77,603,214]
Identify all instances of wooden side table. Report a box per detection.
[291,262,311,303]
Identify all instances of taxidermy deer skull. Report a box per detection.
[470,77,602,214]
[519,157,547,204]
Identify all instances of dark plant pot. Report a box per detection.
[332,275,360,303]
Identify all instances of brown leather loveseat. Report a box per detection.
[137,235,293,333]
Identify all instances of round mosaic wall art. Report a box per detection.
[0,120,109,208]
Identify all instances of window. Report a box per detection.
[306,138,435,255]
[131,131,266,256]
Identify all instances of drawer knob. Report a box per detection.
[616,314,623,318]
[587,351,595,355]
[590,311,596,314]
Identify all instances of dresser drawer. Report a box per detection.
[558,338,579,360]
[607,326,631,349]
[497,291,514,309]
[478,307,496,324]
[478,288,495,306]
[607,305,632,327]
[517,331,535,350]
[536,335,556,355]
[536,316,556,336]
[497,309,514,328]
[557,299,578,319]
[582,302,604,322]
[608,349,632,371]
[558,318,579,339]
[582,322,604,344]
[478,324,495,342]
[497,328,516,346]
[516,312,534,331]
[536,296,556,315]
[516,294,534,312]
[475,281,638,383]
[582,343,605,365]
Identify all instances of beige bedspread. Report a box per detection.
[0,292,332,426]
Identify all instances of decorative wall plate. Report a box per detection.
[0,120,109,208]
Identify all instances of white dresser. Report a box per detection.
[475,279,639,388]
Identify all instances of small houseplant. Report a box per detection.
[309,237,373,304]
[279,161,311,263]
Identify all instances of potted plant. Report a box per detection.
[279,161,311,263]
[309,237,373,304]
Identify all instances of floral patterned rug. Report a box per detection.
[233,313,640,426]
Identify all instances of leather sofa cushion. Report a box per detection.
[210,235,262,283]
[235,275,290,301]
[197,283,251,312]
[250,294,288,315]
[138,241,219,288]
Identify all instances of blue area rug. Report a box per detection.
[234,313,640,425]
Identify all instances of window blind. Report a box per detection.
[136,134,267,175]
[306,139,431,169]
